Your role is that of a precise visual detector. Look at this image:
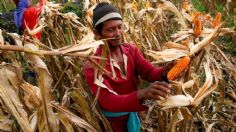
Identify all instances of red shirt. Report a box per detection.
[84,43,164,132]
[23,5,43,39]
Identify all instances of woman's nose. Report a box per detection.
[114,28,121,37]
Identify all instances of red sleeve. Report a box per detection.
[133,45,164,82]
[22,6,43,39]
[84,62,148,112]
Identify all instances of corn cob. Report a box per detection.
[193,13,202,37]
[193,12,201,19]
[212,12,222,28]
[167,56,190,80]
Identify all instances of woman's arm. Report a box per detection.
[84,62,148,112]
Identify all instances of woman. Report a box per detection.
[14,0,45,39]
[84,2,172,132]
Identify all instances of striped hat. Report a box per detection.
[93,2,122,27]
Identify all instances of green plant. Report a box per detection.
[0,1,16,12]
[191,0,206,12]
[216,4,224,12]
[221,36,236,55]
[62,2,85,20]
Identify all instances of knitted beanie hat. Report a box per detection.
[93,2,122,27]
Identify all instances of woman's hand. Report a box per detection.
[137,81,171,100]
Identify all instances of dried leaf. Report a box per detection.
[0,29,4,44]
[0,67,31,132]
[0,115,13,131]
[24,43,48,70]
[24,42,59,132]
[159,0,187,28]
[51,102,97,132]
[164,41,189,50]
[8,33,23,46]
[60,40,103,55]
[169,109,184,132]
[70,89,101,130]
[193,61,213,102]
[20,82,42,109]
[180,107,193,120]
[206,123,216,132]
[148,49,189,62]
[58,113,74,132]
[29,112,38,132]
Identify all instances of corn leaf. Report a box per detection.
[51,102,97,132]
[0,67,31,132]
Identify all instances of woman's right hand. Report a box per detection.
[137,81,171,100]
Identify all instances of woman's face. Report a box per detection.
[99,19,124,47]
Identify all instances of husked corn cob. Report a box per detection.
[193,13,202,37]
[212,12,221,28]
[167,56,190,80]
[193,12,200,20]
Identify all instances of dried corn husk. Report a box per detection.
[0,66,31,132]
[147,49,189,62]
[51,102,97,132]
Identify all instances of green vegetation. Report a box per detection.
[0,2,15,12]
[191,0,206,12]
[216,4,224,12]
[219,36,236,55]
[62,2,85,20]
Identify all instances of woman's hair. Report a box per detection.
[93,2,122,34]
[95,23,103,35]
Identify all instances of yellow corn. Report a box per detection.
[167,56,190,80]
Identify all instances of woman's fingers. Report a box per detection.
[152,81,171,92]
[148,81,172,99]
[137,81,173,100]
[153,81,171,87]
[149,88,168,99]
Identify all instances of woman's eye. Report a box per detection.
[107,28,114,32]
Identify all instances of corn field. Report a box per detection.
[0,0,235,131]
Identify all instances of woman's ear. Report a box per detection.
[93,29,101,39]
